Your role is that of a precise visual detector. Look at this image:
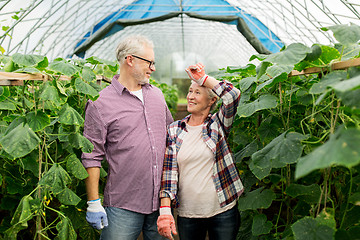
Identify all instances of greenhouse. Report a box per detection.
[1,0,360,239]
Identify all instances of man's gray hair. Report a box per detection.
[116,35,154,65]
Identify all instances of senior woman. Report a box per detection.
[157,63,244,240]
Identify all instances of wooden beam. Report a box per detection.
[290,58,360,76]
[0,72,111,86]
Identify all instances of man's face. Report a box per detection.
[132,46,156,85]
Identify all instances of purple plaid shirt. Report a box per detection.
[160,80,244,208]
[82,75,173,214]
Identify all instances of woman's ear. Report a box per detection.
[208,96,217,108]
[211,96,217,105]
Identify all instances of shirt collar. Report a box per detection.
[111,74,152,95]
[179,114,212,130]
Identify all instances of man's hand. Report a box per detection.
[157,206,177,240]
[86,198,108,230]
[185,63,208,86]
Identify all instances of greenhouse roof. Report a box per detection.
[1,0,360,82]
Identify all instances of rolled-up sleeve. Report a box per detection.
[213,81,241,136]
[160,126,179,205]
[81,100,107,168]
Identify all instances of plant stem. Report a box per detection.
[275,168,285,234]
[340,168,353,228]
[36,142,43,240]
[278,82,287,129]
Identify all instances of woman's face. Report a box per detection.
[186,82,213,115]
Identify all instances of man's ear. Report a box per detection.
[125,55,133,66]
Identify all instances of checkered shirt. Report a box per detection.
[160,80,244,208]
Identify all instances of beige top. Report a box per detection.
[177,123,236,218]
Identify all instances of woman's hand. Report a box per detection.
[157,206,177,239]
[185,63,208,86]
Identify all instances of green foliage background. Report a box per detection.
[1,23,360,239]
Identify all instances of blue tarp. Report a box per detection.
[74,0,284,57]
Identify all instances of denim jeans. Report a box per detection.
[177,205,240,240]
[100,207,166,240]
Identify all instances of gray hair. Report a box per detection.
[116,35,154,65]
[208,88,219,111]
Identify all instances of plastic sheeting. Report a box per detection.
[73,0,284,57]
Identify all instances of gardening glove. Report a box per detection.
[157,206,177,240]
[86,198,108,230]
[185,63,208,86]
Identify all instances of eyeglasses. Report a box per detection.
[125,54,155,69]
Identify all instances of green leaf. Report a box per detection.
[327,24,360,45]
[0,173,2,186]
[26,110,51,132]
[0,123,40,159]
[39,164,71,194]
[0,99,16,110]
[227,64,256,73]
[349,192,360,205]
[57,188,81,206]
[235,141,258,163]
[0,45,5,54]
[55,217,77,240]
[100,167,108,178]
[3,59,15,72]
[66,154,89,180]
[285,184,321,204]
[340,43,360,59]
[239,77,256,92]
[5,195,34,238]
[314,45,341,65]
[336,89,360,109]
[237,95,278,118]
[296,126,360,179]
[256,61,271,79]
[252,214,273,236]
[310,71,347,94]
[10,195,33,226]
[304,44,322,62]
[265,43,311,65]
[68,132,94,153]
[74,77,99,99]
[250,132,307,180]
[18,152,39,177]
[292,217,334,240]
[49,60,78,76]
[330,74,360,92]
[58,104,84,126]
[3,116,26,135]
[0,86,10,101]
[266,64,293,80]
[12,53,46,67]
[81,66,96,82]
[39,82,61,105]
[78,225,98,239]
[238,187,276,211]
[258,117,281,143]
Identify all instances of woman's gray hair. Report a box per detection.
[116,35,154,65]
[207,88,219,111]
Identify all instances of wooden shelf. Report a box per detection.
[289,58,360,76]
[0,72,111,86]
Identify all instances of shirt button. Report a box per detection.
[152,146,155,149]
[148,128,151,131]
[154,166,157,168]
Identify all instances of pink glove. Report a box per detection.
[185,63,208,86]
[157,207,177,239]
